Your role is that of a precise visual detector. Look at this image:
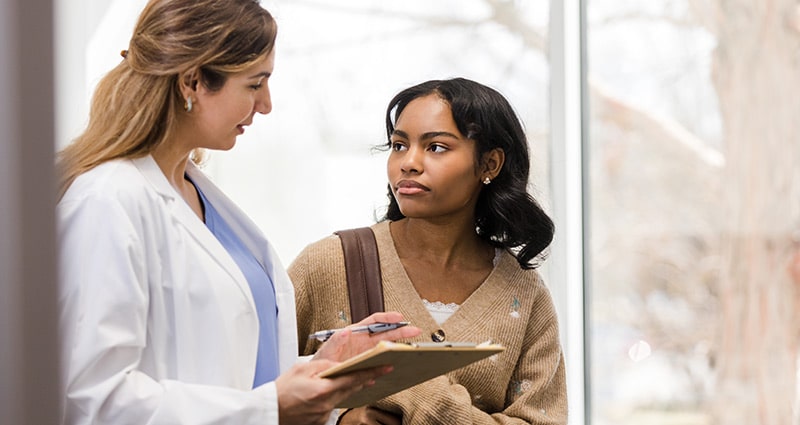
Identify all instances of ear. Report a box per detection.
[480,148,505,181]
[178,68,200,99]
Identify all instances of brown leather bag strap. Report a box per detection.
[335,227,384,323]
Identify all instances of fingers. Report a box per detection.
[340,406,402,425]
[350,311,422,342]
[367,406,402,425]
[352,311,406,326]
[368,325,421,343]
[328,365,393,398]
[304,357,393,388]
[327,324,420,345]
[276,362,393,425]
[313,312,421,363]
[304,358,339,374]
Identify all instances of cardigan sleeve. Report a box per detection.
[287,243,319,356]
[287,235,351,357]
[374,280,568,425]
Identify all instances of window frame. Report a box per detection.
[547,0,588,424]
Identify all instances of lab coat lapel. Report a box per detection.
[131,156,257,310]
[184,162,300,373]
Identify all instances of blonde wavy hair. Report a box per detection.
[57,0,277,198]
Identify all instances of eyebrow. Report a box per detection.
[248,71,271,79]
[392,129,461,140]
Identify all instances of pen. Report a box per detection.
[309,321,411,342]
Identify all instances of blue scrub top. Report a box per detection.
[191,177,280,387]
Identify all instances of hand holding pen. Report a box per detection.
[309,321,411,342]
[310,312,421,364]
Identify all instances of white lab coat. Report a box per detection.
[57,155,299,425]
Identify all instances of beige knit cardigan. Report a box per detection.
[288,221,567,424]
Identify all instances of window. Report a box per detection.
[587,1,798,423]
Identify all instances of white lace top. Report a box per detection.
[422,299,460,325]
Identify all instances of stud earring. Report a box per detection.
[483,177,491,185]
[184,96,193,113]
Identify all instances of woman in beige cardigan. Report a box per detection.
[289,78,567,424]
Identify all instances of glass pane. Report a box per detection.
[587,1,798,424]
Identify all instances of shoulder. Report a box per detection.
[294,222,387,263]
[294,233,343,261]
[63,159,138,195]
[60,157,161,207]
[495,250,557,310]
[287,232,344,280]
[57,157,171,232]
[496,250,546,288]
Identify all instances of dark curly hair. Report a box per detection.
[381,77,554,269]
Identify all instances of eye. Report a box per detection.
[391,141,407,151]
[429,144,448,153]
[249,77,266,91]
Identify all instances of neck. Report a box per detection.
[390,217,490,268]
[150,130,196,191]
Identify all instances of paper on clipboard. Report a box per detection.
[319,340,505,408]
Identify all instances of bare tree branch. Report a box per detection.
[590,77,724,168]
[487,0,718,167]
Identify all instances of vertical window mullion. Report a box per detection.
[548,0,587,423]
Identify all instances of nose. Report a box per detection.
[399,145,423,174]
[255,84,272,115]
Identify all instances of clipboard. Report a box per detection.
[319,340,505,408]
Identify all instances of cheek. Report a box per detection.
[228,97,254,119]
[443,165,479,187]
[213,93,253,120]
[440,167,481,201]
[386,155,401,178]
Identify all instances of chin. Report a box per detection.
[220,138,237,151]
[397,207,425,218]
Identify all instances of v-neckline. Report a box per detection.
[375,221,510,340]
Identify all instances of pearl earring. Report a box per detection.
[483,177,491,185]
[184,97,193,113]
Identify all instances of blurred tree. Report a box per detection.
[690,0,800,423]
[496,0,800,423]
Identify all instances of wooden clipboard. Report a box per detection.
[318,341,505,408]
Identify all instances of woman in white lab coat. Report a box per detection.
[56,1,419,424]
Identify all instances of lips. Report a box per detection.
[395,180,429,195]
[237,119,252,135]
